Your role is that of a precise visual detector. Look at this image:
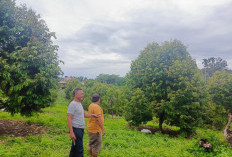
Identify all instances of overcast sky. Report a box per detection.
[16,0,232,78]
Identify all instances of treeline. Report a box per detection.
[64,40,232,136]
[64,79,127,117]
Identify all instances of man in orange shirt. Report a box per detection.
[87,93,105,157]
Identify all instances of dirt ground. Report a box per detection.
[0,119,49,137]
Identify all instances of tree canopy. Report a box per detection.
[207,70,232,111]
[0,0,62,115]
[64,78,126,116]
[207,70,232,138]
[126,40,204,134]
[96,73,125,86]
[202,57,228,81]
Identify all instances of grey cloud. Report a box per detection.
[61,60,130,78]
[57,2,232,77]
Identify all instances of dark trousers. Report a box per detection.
[69,128,84,157]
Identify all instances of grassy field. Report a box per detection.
[1,90,232,157]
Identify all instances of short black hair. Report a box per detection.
[73,88,82,97]
[92,93,100,102]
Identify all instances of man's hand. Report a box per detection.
[102,129,106,136]
[70,131,76,141]
[91,114,101,118]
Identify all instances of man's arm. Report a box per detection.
[84,112,100,118]
[96,117,105,136]
[67,113,76,141]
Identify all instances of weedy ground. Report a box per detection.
[0,91,232,157]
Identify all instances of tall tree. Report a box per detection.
[202,57,228,81]
[0,0,62,115]
[207,70,232,139]
[126,40,204,134]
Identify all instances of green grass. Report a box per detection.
[1,90,232,157]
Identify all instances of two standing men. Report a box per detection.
[67,88,105,157]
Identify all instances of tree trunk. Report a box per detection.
[159,112,165,133]
[224,112,232,139]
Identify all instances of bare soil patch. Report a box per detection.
[0,119,49,138]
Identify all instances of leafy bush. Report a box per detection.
[188,130,230,156]
[64,78,82,100]
[202,102,227,130]
[124,88,153,126]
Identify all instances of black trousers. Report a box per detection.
[69,127,84,157]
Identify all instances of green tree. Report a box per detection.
[202,57,228,81]
[126,40,204,134]
[64,78,126,116]
[0,0,62,115]
[102,85,126,118]
[124,88,153,126]
[202,101,227,130]
[96,74,125,86]
[64,78,83,100]
[0,89,8,104]
[82,82,125,115]
[207,70,232,138]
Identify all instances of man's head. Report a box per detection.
[73,88,84,102]
[92,93,100,103]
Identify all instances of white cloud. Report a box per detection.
[16,0,232,77]
[227,59,232,69]
[62,49,130,68]
[17,0,231,37]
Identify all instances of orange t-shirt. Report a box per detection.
[87,103,104,133]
